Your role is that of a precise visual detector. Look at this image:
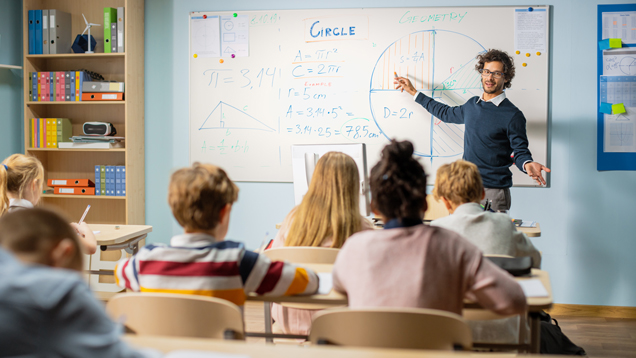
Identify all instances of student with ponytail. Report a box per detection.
[0,154,96,254]
[332,140,527,317]
[269,151,373,335]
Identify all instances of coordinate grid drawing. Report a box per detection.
[189,7,549,183]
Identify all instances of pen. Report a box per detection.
[78,204,91,224]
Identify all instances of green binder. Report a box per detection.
[104,8,117,53]
[56,118,72,146]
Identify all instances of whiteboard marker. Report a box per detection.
[394,71,398,78]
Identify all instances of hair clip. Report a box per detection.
[2,164,7,170]
[382,174,388,180]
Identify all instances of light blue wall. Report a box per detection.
[144,0,636,307]
[0,0,23,159]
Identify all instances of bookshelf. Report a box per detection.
[22,0,145,225]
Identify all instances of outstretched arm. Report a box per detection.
[524,162,551,186]
[394,76,465,124]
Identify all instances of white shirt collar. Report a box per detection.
[9,198,34,209]
[476,91,506,106]
[170,232,218,248]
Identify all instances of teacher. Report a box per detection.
[394,49,550,211]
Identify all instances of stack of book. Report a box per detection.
[94,165,126,196]
[29,118,72,148]
[29,71,91,102]
[58,136,125,149]
[104,7,125,53]
[28,10,72,54]
[47,179,95,195]
[82,81,125,101]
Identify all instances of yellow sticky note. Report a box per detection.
[609,38,622,48]
[612,103,626,114]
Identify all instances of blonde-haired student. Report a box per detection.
[270,152,373,335]
[0,209,144,358]
[0,154,96,254]
[333,140,526,317]
[431,159,541,268]
[115,163,319,307]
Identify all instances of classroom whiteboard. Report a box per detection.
[189,6,550,185]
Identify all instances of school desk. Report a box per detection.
[246,264,552,353]
[124,334,552,357]
[91,224,153,254]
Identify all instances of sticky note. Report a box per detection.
[599,39,611,50]
[609,38,622,48]
[612,103,626,114]
[600,102,613,114]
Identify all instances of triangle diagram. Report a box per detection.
[434,56,483,91]
[224,46,236,53]
[615,114,631,121]
[199,102,276,132]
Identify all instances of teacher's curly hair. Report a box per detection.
[475,49,516,89]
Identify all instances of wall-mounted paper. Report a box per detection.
[602,49,636,76]
[190,15,221,58]
[602,11,636,44]
[220,15,249,57]
[514,8,546,51]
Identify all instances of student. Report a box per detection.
[0,154,96,254]
[332,140,526,317]
[0,208,144,358]
[115,162,319,307]
[431,159,541,268]
[270,151,373,335]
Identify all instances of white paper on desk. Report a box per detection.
[92,231,100,234]
[518,279,549,297]
[166,350,250,358]
[520,220,536,228]
[317,272,333,295]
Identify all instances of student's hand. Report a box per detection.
[70,222,97,255]
[394,76,417,96]
[524,162,551,186]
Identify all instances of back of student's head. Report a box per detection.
[370,140,427,220]
[169,162,239,232]
[433,160,483,206]
[0,154,45,215]
[286,151,361,248]
[0,207,83,271]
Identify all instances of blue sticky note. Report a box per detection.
[600,102,613,114]
[599,39,611,50]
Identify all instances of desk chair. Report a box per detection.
[262,246,340,264]
[106,292,244,340]
[309,307,472,350]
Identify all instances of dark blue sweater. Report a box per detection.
[415,93,533,188]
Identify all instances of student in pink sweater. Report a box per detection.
[332,140,527,317]
[270,152,373,335]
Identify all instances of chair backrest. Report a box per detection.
[106,292,244,339]
[263,246,340,264]
[309,307,472,350]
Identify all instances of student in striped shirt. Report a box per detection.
[115,163,319,307]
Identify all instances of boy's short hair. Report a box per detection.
[168,163,239,232]
[433,160,484,206]
[0,207,83,271]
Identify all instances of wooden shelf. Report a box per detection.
[26,53,125,59]
[28,148,126,152]
[41,194,126,200]
[0,64,22,70]
[27,101,125,105]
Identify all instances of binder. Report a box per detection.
[51,119,58,147]
[103,8,117,53]
[75,71,80,101]
[115,166,121,196]
[39,72,47,102]
[31,72,37,101]
[49,72,54,101]
[56,118,72,145]
[55,72,62,101]
[117,7,125,53]
[49,10,71,54]
[48,178,95,187]
[82,92,124,101]
[28,73,32,102]
[42,10,49,54]
[29,118,34,148]
[28,10,35,54]
[100,166,106,196]
[110,22,117,53]
[69,71,75,101]
[65,72,71,101]
[95,166,101,195]
[120,166,126,196]
[34,10,42,54]
[82,81,124,93]
[46,119,54,148]
[58,71,65,101]
[39,118,45,148]
[54,187,95,195]
[106,166,115,196]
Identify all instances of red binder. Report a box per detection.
[81,92,124,101]
[54,187,95,195]
[47,179,95,187]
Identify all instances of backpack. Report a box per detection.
[539,311,586,355]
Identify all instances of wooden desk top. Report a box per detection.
[246,265,553,311]
[518,223,541,237]
[125,335,523,357]
[89,224,153,246]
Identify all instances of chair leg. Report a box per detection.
[264,301,273,343]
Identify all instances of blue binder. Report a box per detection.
[28,10,35,54]
[115,166,122,196]
[95,165,101,195]
[31,72,38,101]
[34,10,42,54]
[49,72,54,101]
[121,166,126,196]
